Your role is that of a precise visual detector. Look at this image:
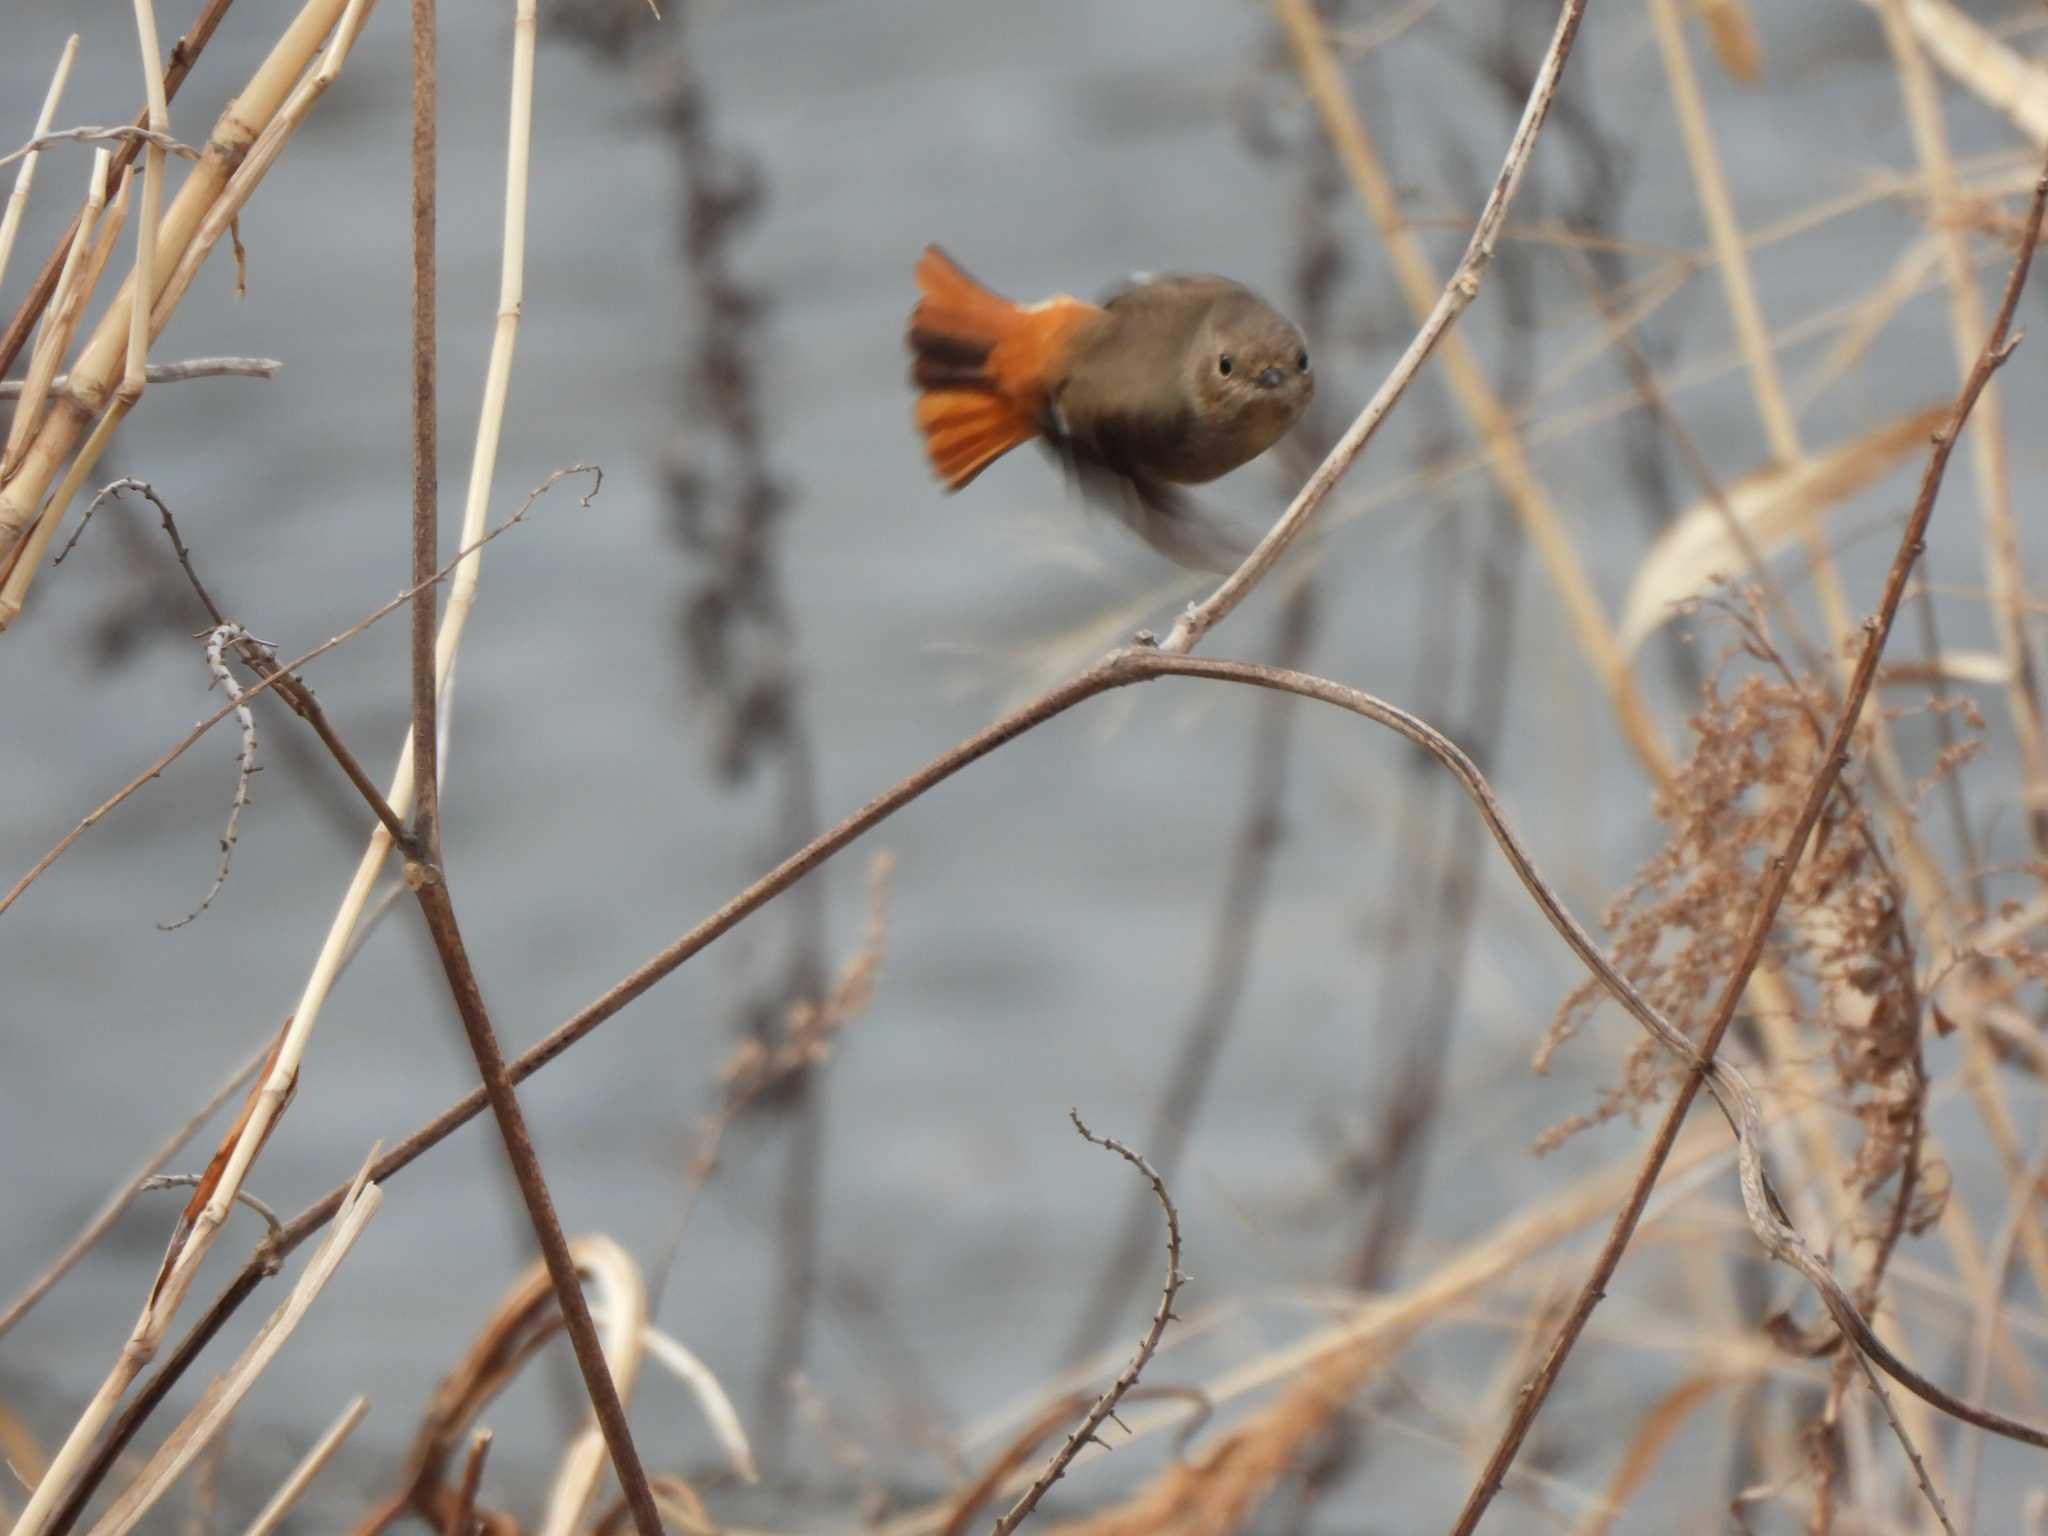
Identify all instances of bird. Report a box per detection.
[906,245,1314,570]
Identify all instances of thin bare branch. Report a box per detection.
[0,357,281,398]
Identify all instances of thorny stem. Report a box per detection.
[990,1113,1184,1536]
[1446,163,2048,1536]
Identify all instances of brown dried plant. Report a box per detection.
[1538,591,1958,1272]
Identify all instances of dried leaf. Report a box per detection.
[1619,406,1947,654]
[1572,1373,1735,1536]
[1698,0,1762,84]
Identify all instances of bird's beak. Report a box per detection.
[1257,367,1285,390]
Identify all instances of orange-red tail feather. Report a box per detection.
[906,246,1100,492]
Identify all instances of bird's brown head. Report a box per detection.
[1184,290,1314,454]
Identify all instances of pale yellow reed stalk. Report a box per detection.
[79,1169,382,1536]
[0,1,170,621]
[1,151,107,477]
[235,1397,368,1536]
[1259,0,1671,779]
[0,36,77,298]
[2,10,386,1532]
[0,0,376,626]
[92,14,538,1513]
[0,0,356,579]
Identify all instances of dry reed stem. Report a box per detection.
[1871,0,2048,1342]
[3,0,519,1505]
[236,1395,367,1536]
[0,0,238,384]
[1233,0,1679,777]
[0,36,77,298]
[1954,1135,2048,1531]
[3,152,109,483]
[78,1160,381,1536]
[1638,6,2032,1418]
[1644,0,1863,657]
[1860,0,2048,147]
[0,0,374,623]
[990,1114,1184,1536]
[1876,0,2048,855]
[153,0,508,1322]
[0,1039,268,1341]
[0,0,357,592]
[1450,160,2048,1536]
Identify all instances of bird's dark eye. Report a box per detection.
[1297,350,1310,372]
[1217,354,1233,377]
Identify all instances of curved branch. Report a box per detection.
[1162,0,1587,655]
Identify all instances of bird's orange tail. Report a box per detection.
[907,246,1099,492]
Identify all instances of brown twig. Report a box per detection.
[1,464,598,920]
[405,878,664,1536]
[409,0,439,860]
[990,1113,1184,1536]
[1064,583,1316,1367]
[0,0,237,383]
[394,1,649,1526]
[443,1429,490,1536]
[1447,162,2048,1536]
[53,476,416,851]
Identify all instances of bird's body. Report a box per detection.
[906,247,1313,568]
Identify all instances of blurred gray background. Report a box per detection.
[5,1,2046,1530]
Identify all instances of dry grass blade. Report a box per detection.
[1855,0,2048,147]
[3,150,108,479]
[355,1236,643,1536]
[0,35,77,296]
[237,1395,368,1536]
[78,1160,382,1536]
[1617,404,1949,653]
[634,1323,759,1485]
[1568,1374,1735,1536]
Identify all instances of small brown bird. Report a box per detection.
[907,246,1314,569]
